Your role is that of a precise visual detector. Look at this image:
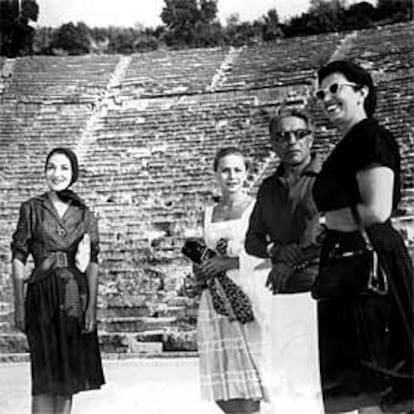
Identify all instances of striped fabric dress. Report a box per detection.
[197,202,268,403]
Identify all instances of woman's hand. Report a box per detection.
[265,262,295,294]
[192,263,205,280]
[14,303,25,333]
[216,238,228,256]
[182,273,203,297]
[83,305,96,333]
[197,257,238,279]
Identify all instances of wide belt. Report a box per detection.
[26,252,75,285]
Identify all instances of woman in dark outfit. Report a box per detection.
[313,60,413,413]
[11,147,105,414]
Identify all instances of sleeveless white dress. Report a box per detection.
[197,201,269,404]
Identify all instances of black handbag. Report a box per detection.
[182,239,254,324]
[311,227,389,300]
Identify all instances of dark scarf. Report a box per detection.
[45,147,82,204]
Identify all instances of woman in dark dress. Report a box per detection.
[312,60,413,413]
[11,147,105,414]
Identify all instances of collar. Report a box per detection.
[274,153,322,178]
[33,192,52,203]
[33,192,85,226]
[34,190,85,207]
[33,192,66,226]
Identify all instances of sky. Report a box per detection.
[35,0,377,28]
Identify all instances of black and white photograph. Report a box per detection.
[0,0,413,413]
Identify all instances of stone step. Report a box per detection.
[97,306,149,319]
[98,316,179,333]
[0,302,12,313]
[0,333,29,353]
[97,304,191,319]
[0,310,196,332]
[0,322,14,333]
[0,353,30,363]
[0,350,199,363]
[162,329,197,352]
[98,331,166,354]
[0,329,197,354]
[0,310,13,323]
[98,329,197,353]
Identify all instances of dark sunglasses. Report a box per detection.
[273,129,312,143]
[315,82,359,100]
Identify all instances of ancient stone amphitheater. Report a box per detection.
[0,22,413,359]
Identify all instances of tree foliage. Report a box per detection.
[284,0,411,37]
[160,0,221,47]
[376,0,412,22]
[0,0,39,56]
[261,9,283,41]
[51,22,91,55]
[223,18,262,46]
[342,2,376,30]
[1,0,412,56]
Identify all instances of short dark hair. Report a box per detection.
[213,147,249,171]
[317,60,377,117]
[269,107,313,138]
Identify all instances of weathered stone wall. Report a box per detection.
[0,22,413,356]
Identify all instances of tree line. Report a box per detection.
[0,0,412,57]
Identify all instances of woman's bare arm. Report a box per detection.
[325,166,394,231]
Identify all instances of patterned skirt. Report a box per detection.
[197,290,265,402]
[25,267,105,396]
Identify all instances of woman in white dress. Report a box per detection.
[193,147,269,414]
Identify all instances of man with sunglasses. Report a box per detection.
[245,106,322,284]
[245,107,324,413]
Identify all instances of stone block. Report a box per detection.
[0,333,29,353]
[0,322,14,333]
[98,331,165,354]
[99,316,177,333]
[129,340,163,354]
[97,306,149,319]
[98,333,129,353]
[0,353,30,363]
[162,329,197,352]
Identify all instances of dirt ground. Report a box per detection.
[0,357,223,414]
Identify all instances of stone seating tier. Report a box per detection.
[217,32,346,91]
[344,23,414,71]
[0,22,413,355]
[119,47,230,98]
[6,55,120,103]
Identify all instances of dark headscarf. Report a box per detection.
[45,147,79,185]
[45,147,84,205]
